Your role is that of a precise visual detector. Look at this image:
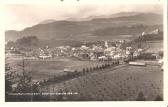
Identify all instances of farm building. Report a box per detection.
[63,68,75,73]
[129,61,146,66]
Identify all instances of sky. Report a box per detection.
[5,3,163,31]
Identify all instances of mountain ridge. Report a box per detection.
[5,12,163,43]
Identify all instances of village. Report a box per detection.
[6,29,163,67]
[4,3,164,101]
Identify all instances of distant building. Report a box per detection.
[98,56,108,61]
[129,61,146,66]
[38,55,52,59]
[105,41,108,48]
[149,29,160,35]
[133,51,140,57]
[89,52,97,61]
[126,47,133,55]
[80,45,89,50]
[93,52,104,58]
[142,32,147,36]
[138,48,143,52]
[104,47,116,56]
[64,68,74,72]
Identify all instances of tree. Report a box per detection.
[5,60,17,101]
[15,36,39,51]
[90,67,93,72]
[5,57,41,101]
[5,63,13,93]
[74,69,78,73]
[16,36,39,46]
[15,57,32,92]
[155,95,163,101]
[82,68,86,74]
[158,51,163,58]
[14,57,41,101]
[96,65,99,70]
[5,41,15,49]
[86,68,89,72]
[56,89,64,101]
[93,67,96,71]
[136,92,146,101]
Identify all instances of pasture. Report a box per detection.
[6,56,104,81]
[40,64,163,101]
[6,54,163,101]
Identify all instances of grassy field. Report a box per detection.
[40,63,163,101]
[28,59,106,81]
[6,54,163,101]
[6,56,104,81]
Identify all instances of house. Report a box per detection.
[113,54,121,59]
[98,56,108,61]
[151,53,160,59]
[93,52,104,58]
[104,47,116,56]
[138,48,143,52]
[64,68,74,72]
[89,52,97,61]
[133,51,140,57]
[38,55,52,59]
[149,29,160,35]
[11,83,18,91]
[105,41,109,48]
[126,47,133,55]
[80,45,89,50]
[158,59,163,64]
[142,32,147,36]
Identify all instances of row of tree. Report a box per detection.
[5,58,163,101]
[5,58,120,101]
[39,61,120,86]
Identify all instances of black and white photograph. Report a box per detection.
[4,0,165,102]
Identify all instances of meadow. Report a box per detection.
[40,63,163,101]
[7,56,105,81]
[6,53,163,101]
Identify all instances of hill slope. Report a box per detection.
[5,13,163,44]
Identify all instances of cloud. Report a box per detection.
[5,4,163,30]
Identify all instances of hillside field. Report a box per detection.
[40,63,163,101]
